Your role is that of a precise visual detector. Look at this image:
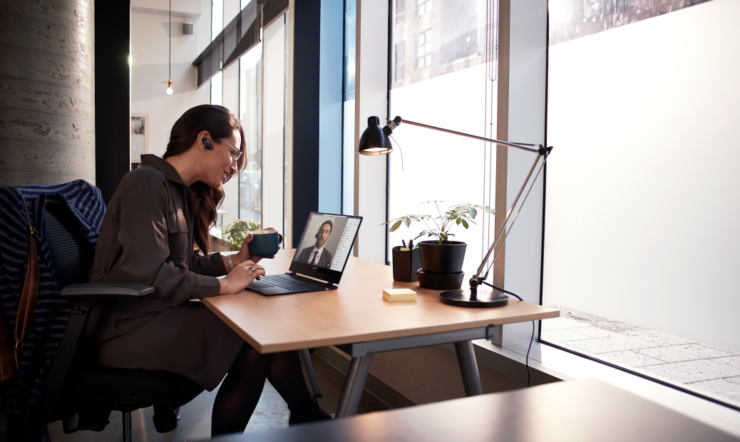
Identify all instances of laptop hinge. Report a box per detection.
[287,271,296,276]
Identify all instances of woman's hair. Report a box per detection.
[164,105,246,257]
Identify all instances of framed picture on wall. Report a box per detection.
[131,113,149,162]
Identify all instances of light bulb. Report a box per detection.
[166,87,173,95]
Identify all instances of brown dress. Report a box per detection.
[85,155,244,391]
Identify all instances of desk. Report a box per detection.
[203,250,559,417]
[209,379,740,442]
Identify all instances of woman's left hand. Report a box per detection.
[234,227,277,265]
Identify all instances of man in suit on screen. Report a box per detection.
[297,220,334,267]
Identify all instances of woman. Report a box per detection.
[86,105,330,436]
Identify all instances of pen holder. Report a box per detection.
[392,246,421,282]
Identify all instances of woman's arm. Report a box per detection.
[109,171,222,305]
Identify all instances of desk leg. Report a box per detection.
[335,354,373,418]
[455,340,483,396]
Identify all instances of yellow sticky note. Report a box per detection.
[383,288,417,302]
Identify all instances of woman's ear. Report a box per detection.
[196,130,212,152]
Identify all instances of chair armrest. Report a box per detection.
[60,283,155,298]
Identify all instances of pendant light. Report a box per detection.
[161,0,178,95]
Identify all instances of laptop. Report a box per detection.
[246,212,363,296]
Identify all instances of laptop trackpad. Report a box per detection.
[247,280,287,295]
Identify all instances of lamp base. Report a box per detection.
[440,288,509,308]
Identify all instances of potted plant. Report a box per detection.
[384,201,495,276]
[221,219,262,252]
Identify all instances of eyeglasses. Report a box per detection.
[219,138,243,164]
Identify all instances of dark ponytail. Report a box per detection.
[164,105,246,256]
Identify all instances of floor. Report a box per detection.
[540,306,740,404]
[46,352,389,441]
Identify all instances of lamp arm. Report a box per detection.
[474,151,543,280]
[472,151,549,290]
[391,118,541,154]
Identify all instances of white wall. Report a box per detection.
[130,1,212,158]
[543,0,740,351]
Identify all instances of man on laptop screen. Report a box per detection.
[296,220,333,268]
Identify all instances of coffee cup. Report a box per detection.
[249,229,283,257]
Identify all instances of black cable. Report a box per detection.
[482,281,521,301]
[169,0,172,81]
[481,281,534,387]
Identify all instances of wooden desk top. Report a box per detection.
[203,250,559,353]
[212,379,739,442]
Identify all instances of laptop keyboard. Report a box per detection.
[260,274,325,291]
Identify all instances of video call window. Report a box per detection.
[293,214,359,271]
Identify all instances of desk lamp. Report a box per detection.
[358,116,553,308]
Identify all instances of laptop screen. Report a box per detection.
[289,212,363,284]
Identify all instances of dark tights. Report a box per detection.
[211,344,316,436]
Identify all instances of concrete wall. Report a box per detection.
[0,0,96,186]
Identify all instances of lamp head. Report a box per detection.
[358,116,393,156]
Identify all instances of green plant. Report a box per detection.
[383,201,494,245]
[222,219,262,252]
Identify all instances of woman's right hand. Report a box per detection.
[218,260,266,294]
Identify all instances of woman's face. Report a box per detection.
[203,129,242,188]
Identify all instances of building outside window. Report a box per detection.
[415,29,432,69]
[417,0,432,16]
[394,42,406,84]
[396,0,406,24]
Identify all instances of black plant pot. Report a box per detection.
[418,241,467,274]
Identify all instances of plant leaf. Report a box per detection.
[462,219,469,229]
[469,208,477,219]
[404,217,411,227]
[389,219,403,232]
[473,205,495,214]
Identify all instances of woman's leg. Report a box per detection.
[266,351,316,412]
[211,343,271,436]
[267,351,332,425]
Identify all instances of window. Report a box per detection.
[210,71,223,106]
[342,0,356,216]
[388,0,493,277]
[396,0,406,24]
[394,41,406,84]
[238,44,262,222]
[417,0,432,16]
[543,0,740,406]
[415,29,432,69]
[211,0,223,42]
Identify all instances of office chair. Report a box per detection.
[38,198,204,440]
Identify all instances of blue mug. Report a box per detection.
[249,229,283,257]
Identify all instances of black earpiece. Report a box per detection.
[315,228,320,239]
[203,139,213,150]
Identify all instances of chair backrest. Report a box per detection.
[44,199,95,289]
